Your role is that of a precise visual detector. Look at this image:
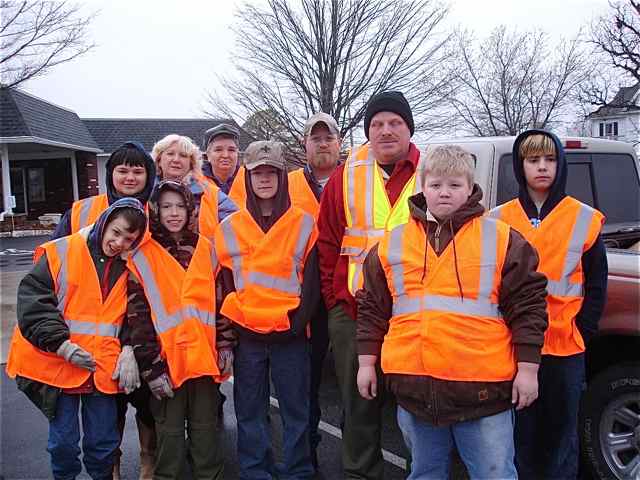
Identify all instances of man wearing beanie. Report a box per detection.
[317,90,421,479]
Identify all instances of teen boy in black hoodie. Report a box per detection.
[491,130,607,479]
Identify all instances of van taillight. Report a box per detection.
[564,140,587,149]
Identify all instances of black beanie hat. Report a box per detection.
[364,91,414,139]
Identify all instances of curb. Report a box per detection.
[0,230,53,238]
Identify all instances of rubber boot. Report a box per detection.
[137,416,157,480]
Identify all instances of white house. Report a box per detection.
[587,83,640,152]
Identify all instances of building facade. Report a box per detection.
[587,83,640,153]
[0,88,248,232]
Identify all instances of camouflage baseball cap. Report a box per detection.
[244,141,286,171]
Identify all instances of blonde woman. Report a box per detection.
[151,134,237,239]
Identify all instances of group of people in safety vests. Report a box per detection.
[6,90,607,480]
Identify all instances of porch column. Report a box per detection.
[70,152,79,201]
[1,143,12,215]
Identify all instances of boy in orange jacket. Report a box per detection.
[357,145,548,479]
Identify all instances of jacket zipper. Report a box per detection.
[434,223,443,254]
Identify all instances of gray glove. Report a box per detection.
[148,373,174,400]
[56,340,96,371]
[217,348,234,376]
[111,346,140,394]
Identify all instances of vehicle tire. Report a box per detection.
[580,362,640,480]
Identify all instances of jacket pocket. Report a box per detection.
[16,375,60,420]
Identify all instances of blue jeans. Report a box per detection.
[397,405,517,479]
[515,353,585,480]
[47,392,119,480]
[234,335,313,480]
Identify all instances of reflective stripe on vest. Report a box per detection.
[220,213,314,295]
[54,237,70,313]
[389,217,501,319]
[490,197,604,356]
[127,235,221,387]
[489,201,596,298]
[341,144,419,295]
[131,247,217,333]
[215,207,317,334]
[53,237,122,338]
[7,232,125,392]
[71,194,109,232]
[546,204,593,297]
[378,216,513,381]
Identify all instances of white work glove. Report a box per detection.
[56,340,96,371]
[217,348,234,376]
[111,346,141,394]
[148,373,174,400]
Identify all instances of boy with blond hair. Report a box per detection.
[356,144,548,479]
[491,130,607,479]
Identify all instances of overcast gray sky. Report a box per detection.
[23,0,609,119]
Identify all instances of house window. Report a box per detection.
[599,121,619,138]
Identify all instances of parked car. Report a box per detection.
[423,136,640,480]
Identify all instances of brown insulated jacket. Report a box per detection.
[356,186,549,426]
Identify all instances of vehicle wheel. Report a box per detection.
[580,363,640,480]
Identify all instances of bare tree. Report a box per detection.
[1,1,96,89]
[205,0,455,153]
[590,0,640,83]
[450,26,590,136]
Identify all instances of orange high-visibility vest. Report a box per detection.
[68,194,151,249]
[490,196,604,356]
[215,207,317,333]
[228,167,247,208]
[288,169,319,219]
[7,233,125,393]
[378,216,514,381]
[195,175,221,241]
[70,194,109,232]
[127,235,222,388]
[341,144,420,296]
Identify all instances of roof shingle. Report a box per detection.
[0,88,99,150]
[83,118,252,153]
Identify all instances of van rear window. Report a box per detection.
[496,153,640,224]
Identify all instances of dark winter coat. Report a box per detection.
[356,187,549,426]
[15,199,147,418]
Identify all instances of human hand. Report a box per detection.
[217,348,233,376]
[357,355,378,400]
[112,346,140,394]
[56,340,96,371]
[148,373,174,400]
[512,362,539,410]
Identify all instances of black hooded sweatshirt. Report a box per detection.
[51,142,156,240]
[511,129,608,345]
[217,166,321,342]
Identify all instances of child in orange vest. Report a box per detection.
[490,130,607,479]
[356,145,548,479]
[214,141,320,479]
[8,198,147,480]
[127,180,235,479]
